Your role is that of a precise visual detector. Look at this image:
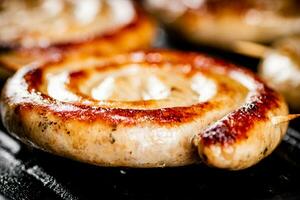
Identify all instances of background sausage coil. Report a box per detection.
[0,0,156,72]
[145,0,300,48]
[259,36,300,111]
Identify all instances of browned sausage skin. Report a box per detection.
[1,50,288,169]
[194,82,287,169]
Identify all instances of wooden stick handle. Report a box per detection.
[231,40,272,58]
[271,114,300,125]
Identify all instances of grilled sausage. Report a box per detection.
[259,36,300,111]
[145,0,300,48]
[1,50,288,170]
[0,0,156,71]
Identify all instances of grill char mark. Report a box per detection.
[16,102,212,126]
[199,87,280,146]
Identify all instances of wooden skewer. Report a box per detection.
[231,40,272,59]
[271,114,300,126]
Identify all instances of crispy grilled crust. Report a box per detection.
[0,8,156,72]
[1,50,288,169]
[146,0,300,48]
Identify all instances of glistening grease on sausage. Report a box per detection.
[1,50,289,169]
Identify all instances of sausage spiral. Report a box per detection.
[0,0,156,71]
[1,50,288,170]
